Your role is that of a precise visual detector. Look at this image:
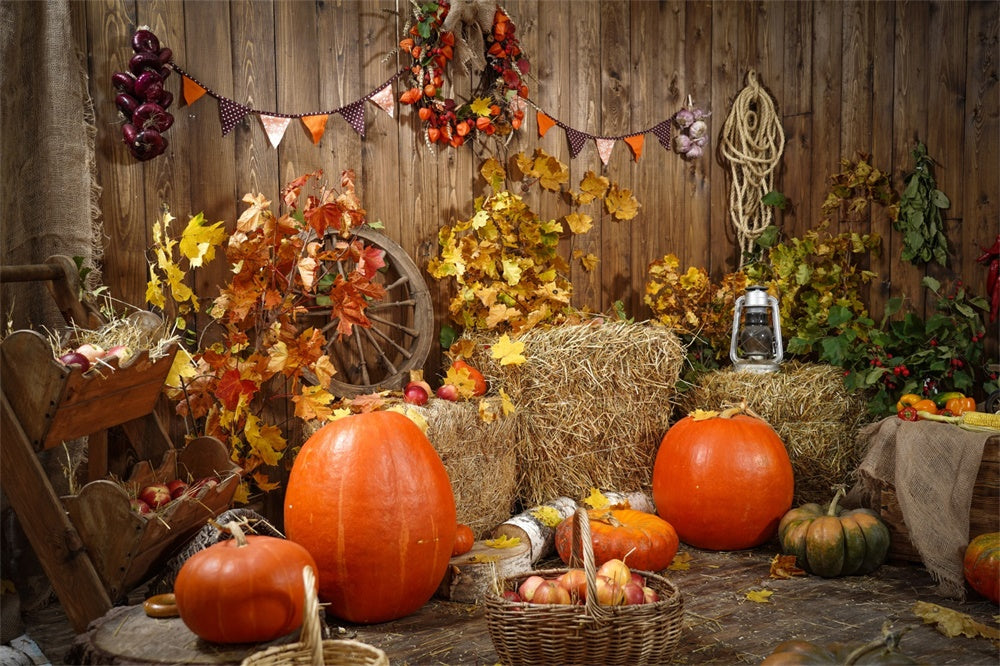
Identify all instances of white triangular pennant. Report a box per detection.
[259,115,292,148]
[370,84,395,118]
[596,138,615,165]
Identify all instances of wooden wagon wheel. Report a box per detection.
[300,226,434,397]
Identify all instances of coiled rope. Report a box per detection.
[721,70,785,265]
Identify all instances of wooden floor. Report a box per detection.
[18,544,1000,665]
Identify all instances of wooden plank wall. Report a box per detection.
[76,0,998,376]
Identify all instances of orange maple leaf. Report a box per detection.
[769,553,807,579]
[215,368,257,411]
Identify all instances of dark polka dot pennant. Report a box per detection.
[218,98,249,136]
[338,100,367,137]
[652,119,672,150]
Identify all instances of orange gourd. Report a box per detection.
[963,532,1000,603]
[284,411,457,623]
[173,522,318,644]
[554,509,679,572]
[452,523,475,556]
[452,359,487,395]
[652,407,794,551]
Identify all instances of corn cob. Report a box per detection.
[917,410,1000,432]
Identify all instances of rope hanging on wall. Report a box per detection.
[721,70,785,265]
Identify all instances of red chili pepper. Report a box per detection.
[897,405,920,421]
[975,234,1000,263]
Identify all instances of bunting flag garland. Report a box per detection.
[531,100,693,165]
[170,62,405,144]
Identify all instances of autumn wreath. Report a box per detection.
[399,0,530,148]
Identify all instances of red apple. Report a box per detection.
[166,478,189,499]
[593,575,625,606]
[597,558,631,587]
[130,498,151,515]
[557,568,587,602]
[517,575,546,601]
[622,581,646,605]
[403,382,429,405]
[139,483,171,509]
[501,590,523,603]
[531,580,571,605]
[642,586,660,604]
[630,572,646,588]
[436,384,459,401]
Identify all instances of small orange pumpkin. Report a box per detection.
[963,532,999,603]
[452,359,487,396]
[452,523,475,556]
[554,509,679,572]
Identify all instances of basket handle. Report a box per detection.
[569,507,611,621]
[300,566,324,665]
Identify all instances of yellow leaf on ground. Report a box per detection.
[769,553,807,579]
[669,552,693,571]
[746,589,774,603]
[912,601,1000,640]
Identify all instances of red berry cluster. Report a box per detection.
[399,1,529,148]
[112,28,174,161]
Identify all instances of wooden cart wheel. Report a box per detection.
[301,226,434,397]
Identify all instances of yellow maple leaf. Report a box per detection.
[582,487,610,510]
[501,257,523,285]
[163,347,197,390]
[579,252,599,271]
[448,338,477,360]
[470,97,493,117]
[690,408,720,421]
[912,601,1000,639]
[575,171,610,204]
[478,398,499,423]
[536,153,570,192]
[605,184,641,220]
[564,212,593,234]
[445,366,478,398]
[237,192,272,233]
[250,472,281,493]
[499,388,516,415]
[480,157,506,191]
[179,212,227,267]
[244,413,287,466]
[491,334,526,366]
[486,303,520,329]
[530,505,564,528]
[485,534,522,548]
[386,404,429,432]
[745,589,774,603]
[145,268,166,310]
[232,480,251,505]
[293,385,336,421]
[668,552,693,571]
[311,354,337,387]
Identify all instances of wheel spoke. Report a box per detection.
[383,275,410,291]
[368,323,413,360]
[359,325,399,375]
[367,298,417,312]
[350,326,371,385]
[368,313,419,337]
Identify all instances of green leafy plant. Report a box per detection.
[746,224,882,359]
[895,141,950,266]
[820,153,899,226]
[841,277,994,415]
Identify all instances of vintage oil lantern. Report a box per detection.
[729,285,783,373]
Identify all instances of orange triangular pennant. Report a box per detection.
[536,112,556,137]
[624,134,645,161]
[183,75,207,106]
[301,114,329,144]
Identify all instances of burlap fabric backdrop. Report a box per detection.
[851,417,990,599]
[0,0,103,331]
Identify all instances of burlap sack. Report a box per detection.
[851,417,989,598]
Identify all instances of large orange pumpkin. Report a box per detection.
[652,407,794,551]
[284,410,457,623]
[963,532,1000,603]
[554,509,679,571]
[173,522,318,644]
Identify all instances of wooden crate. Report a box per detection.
[62,437,241,602]
[880,436,999,563]
[0,328,176,451]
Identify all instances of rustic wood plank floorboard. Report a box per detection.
[18,544,1000,664]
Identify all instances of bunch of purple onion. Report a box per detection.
[112,28,174,161]
[672,106,710,160]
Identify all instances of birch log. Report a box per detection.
[490,496,577,563]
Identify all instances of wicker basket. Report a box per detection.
[241,567,388,666]
[484,507,685,666]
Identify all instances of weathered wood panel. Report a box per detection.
[72,0,998,369]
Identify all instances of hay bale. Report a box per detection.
[678,362,872,505]
[420,399,519,537]
[466,321,684,507]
